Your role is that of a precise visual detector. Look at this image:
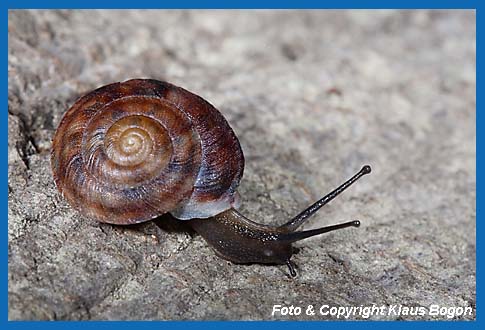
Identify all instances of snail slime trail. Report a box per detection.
[51,79,372,277]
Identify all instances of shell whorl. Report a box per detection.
[51,79,244,224]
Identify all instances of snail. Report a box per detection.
[51,79,371,277]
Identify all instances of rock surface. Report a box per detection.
[8,10,475,320]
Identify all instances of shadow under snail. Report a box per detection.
[51,79,371,277]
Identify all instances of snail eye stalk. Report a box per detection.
[278,220,361,243]
[280,165,371,232]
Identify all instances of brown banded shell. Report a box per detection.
[51,79,244,224]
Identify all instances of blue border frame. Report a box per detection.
[3,0,480,9]
[5,0,479,327]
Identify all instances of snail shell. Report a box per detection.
[51,79,244,224]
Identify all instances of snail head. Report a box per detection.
[189,165,371,277]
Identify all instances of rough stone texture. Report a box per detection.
[8,10,475,320]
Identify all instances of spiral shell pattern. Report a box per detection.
[51,79,244,224]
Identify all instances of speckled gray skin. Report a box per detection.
[8,10,475,320]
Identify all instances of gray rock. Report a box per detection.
[8,10,475,320]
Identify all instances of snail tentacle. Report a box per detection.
[279,165,371,232]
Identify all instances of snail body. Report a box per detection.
[51,79,371,277]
